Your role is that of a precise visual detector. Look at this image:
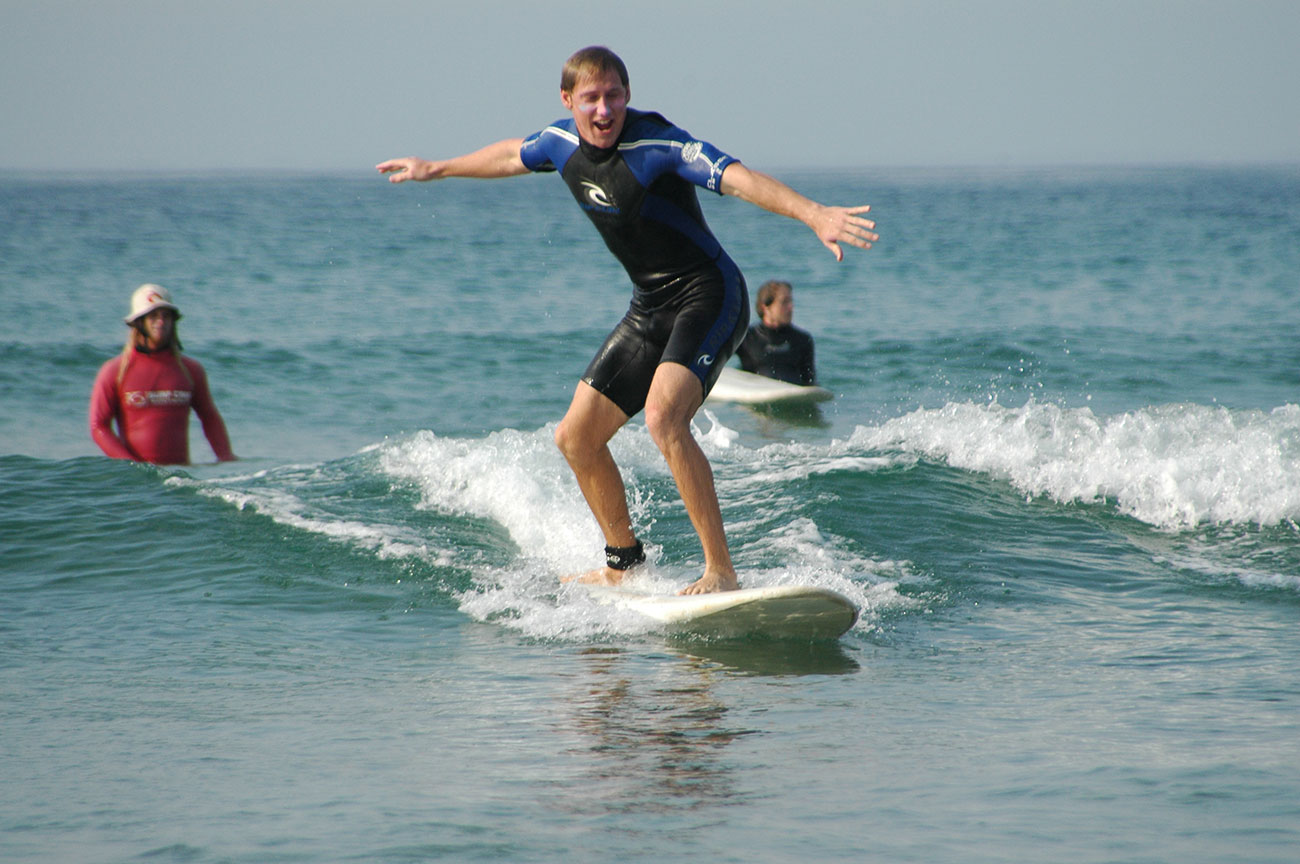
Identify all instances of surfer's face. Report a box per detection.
[562,69,628,150]
[761,286,794,329]
[140,308,176,349]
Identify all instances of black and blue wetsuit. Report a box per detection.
[520,108,749,417]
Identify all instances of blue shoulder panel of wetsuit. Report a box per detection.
[520,120,580,174]
[618,111,736,194]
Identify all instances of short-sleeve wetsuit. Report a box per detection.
[519,108,749,417]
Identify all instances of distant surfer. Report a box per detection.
[89,284,237,465]
[377,46,876,594]
[736,280,817,386]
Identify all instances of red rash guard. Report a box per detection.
[89,349,234,465]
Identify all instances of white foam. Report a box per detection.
[852,400,1300,530]
[375,423,918,639]
[694,407,740,449]
[378,426,607,573]
[184,407,1298,608]
[182,420,923,638]
[172,469,445,563]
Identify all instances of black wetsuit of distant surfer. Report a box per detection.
[519,108,749,416]
[736,323,817,386]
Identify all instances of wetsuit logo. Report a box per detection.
[125,389,191,408]
[696,354,715,368]
[681,141,703,163]
[580,181,618,213]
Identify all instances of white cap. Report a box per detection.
[125,284,181,324]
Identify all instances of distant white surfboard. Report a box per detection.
[583,583,858,640]
[706,367,832,406]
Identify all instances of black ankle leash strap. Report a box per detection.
[604,540,645,571]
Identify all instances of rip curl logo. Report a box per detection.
[696,354,715,368]
[125,389,191,408]
[579,181,618,213]
[680,141,703,163]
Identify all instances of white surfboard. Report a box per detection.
[706,366,833,406]
[583,583,859,640]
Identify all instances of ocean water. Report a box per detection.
[2,165,1299,863]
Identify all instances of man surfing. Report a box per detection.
[378,46,876,594]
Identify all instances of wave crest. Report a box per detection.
[853,400,1300,530]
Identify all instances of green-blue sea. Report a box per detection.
[3,166,1299,863]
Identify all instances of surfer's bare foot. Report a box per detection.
[678,570,739,595]
[561,566,627,587]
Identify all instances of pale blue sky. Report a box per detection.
[3,0,1298,172]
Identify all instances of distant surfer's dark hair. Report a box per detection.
[561,46,629,93]
[756,280,793,315]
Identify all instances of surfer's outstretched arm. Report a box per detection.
[377,138,529,183]
[719,162,878,262]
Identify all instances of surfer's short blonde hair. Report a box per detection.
[561,46,629,94]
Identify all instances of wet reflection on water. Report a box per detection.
[557,638,859,814]
[562,647,750,812]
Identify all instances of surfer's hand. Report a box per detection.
[376,157,439,183]
[813,204,877,261]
